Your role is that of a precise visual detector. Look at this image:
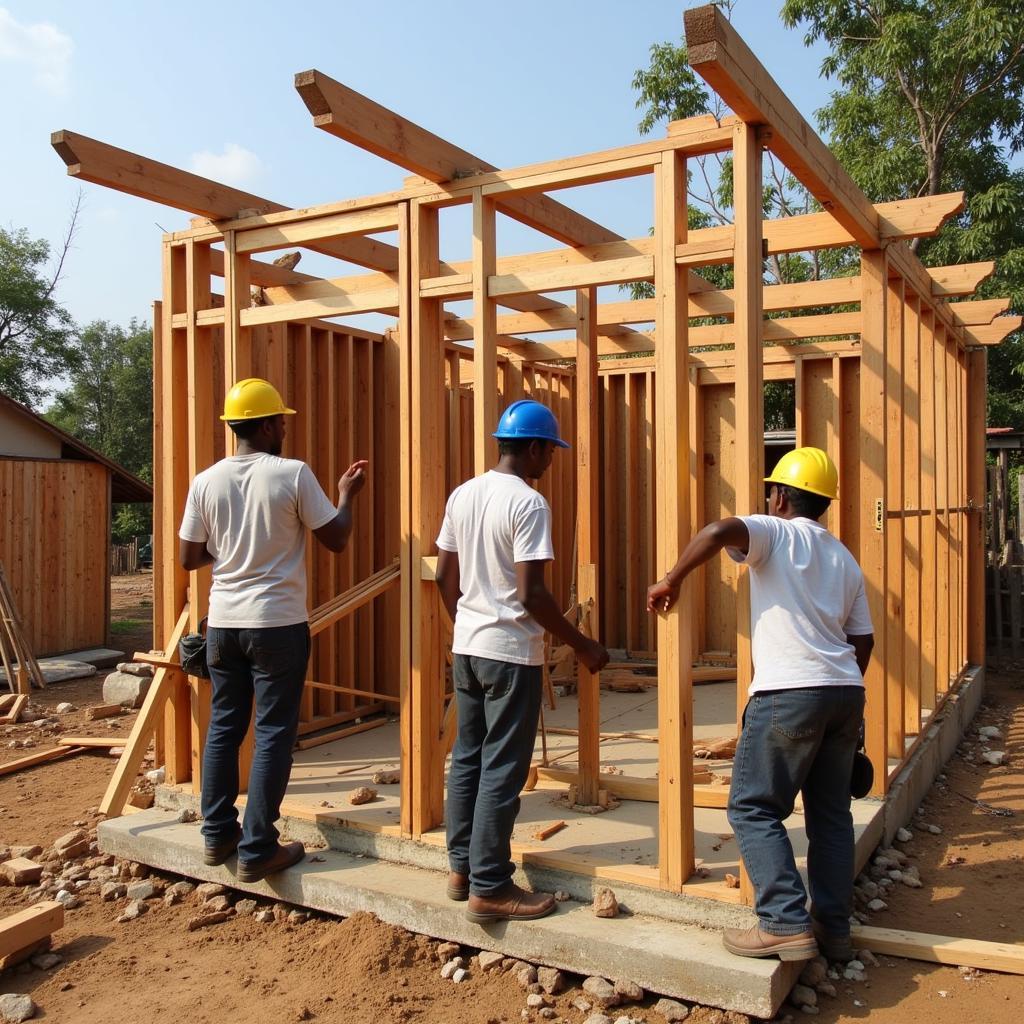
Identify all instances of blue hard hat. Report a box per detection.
[492,400,570,448]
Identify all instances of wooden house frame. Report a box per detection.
[54,6,1016,905]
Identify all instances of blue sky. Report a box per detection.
[0,1,834,331]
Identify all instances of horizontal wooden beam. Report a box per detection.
[851,924,1024,975]
[950,297,1011,327]
[239,288,400,327]
[929,261,996,297]
[207,248,317,289]
[295,68,642,253]
[685,3,880,248]
[50,130,399,272]
[234,206,400,255]
[967,316,1022,346]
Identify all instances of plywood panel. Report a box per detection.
[0,458,107,656]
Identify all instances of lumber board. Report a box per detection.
[99,606,190,818]
[294,715,388,751]
[928,261,995,297]
[4,694,28,723]
[85,703,123,721]
[0,901,63,961]
[0,745,86,777]
[50,130,398,272]
[57,736,128,748]
[654,151,695,890]
[851,925,1024,975]
[309,560,401,636]
[685,4,879,248]
[967,316,1022,346]
[296,68,651,251]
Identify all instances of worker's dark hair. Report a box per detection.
[228,416,272,440]
[498,437,543,456]
[777,484,831,521]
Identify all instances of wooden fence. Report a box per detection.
[110,537,140,575]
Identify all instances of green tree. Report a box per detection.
[47,319,154,543]
[781,0,1024,426]
[0,207,80,407]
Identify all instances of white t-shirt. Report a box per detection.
[178,453,338,628]
[727,514,873,693]
[435,470,554,666]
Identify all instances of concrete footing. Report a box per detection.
[99,810,799,1018]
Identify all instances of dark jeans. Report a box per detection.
[201,623,310,864]
[727,685,866,937]
[446,654,542,896]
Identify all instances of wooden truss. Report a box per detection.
[55,5,1013,900]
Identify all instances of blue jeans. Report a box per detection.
[446,654,542,896]
[727,685,866,937]
[201,623,310,864]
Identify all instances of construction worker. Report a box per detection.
[647,447,874,963]
[435,400,609,923]
[179,378,367,883]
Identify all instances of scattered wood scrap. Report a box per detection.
[0,745,88,777]
[852,924,1024,975]
[0,901,63,969]
[86,703,123,720]
[3,693,28,723]
[58,736,126,748]
[533,820,567,841]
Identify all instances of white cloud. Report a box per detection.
[189,143,264,185]
[0,7,73,96]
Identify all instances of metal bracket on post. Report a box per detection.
[874,499,884,532]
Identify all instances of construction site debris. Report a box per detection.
[533,820,567,841]
[614,979,644,1002]
[54,703,75,715]
[982,750,1007,765]
[116,661,155,677]
[101,670,152,708]
[349,786,377,805]
[371,769,400,785]
[479,951,504,972]
[187,910,231,931]
[724,873,740,889]
[85,703,122,720]
[255,909,274,923]
[582,976,618,1007]
[176,808,198,823]
[0,993,36,1023]
[515,964,537,989]
[116,899,147,922]
[195,882,226,901]
[593,887,619,918]
[0,859,43,886]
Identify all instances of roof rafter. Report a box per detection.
[50,130,399,272]
[684,4,880,248]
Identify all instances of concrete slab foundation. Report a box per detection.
[100,809,800,1018]
[0,659,98,686]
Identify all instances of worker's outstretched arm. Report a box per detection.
[516,560,609,674]
[313,460,368,553]
[435,548,461,623]
[647,516,750,613]
[179,539,215,571]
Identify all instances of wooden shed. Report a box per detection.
[0,393,153,656]
[54,5,1018,915]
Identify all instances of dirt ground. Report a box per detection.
[0,576,1021,1022]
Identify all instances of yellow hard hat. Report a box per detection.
[220,378,296,421]
[764,446,838,500]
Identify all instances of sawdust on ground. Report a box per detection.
[0,581,1021,1022]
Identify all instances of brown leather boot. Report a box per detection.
[722,924,819,962]
[236,841,305,883]
[446,871,469,902]
[465,883,556,923]
[203,825,242,866]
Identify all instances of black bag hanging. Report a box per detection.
[178,617,210,679]
[850,720,874,799]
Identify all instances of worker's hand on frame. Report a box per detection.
[647,577,680,614]
[578,637,610,674]
[337,460,369,501]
